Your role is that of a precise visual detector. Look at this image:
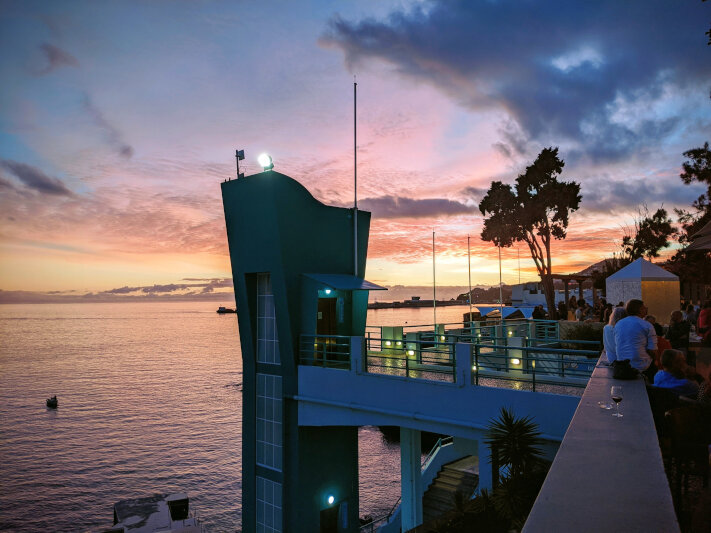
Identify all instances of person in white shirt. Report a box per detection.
[614,299,657,377]
[603,306,627,363]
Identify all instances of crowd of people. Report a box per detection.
[601,298,711,405]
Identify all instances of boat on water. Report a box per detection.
[216,306,236,314]
[46,396,58,409]
[102,493,203,533]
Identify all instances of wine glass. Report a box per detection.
[610,385,623,418]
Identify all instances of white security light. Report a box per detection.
[327,495,335,505]
[407,350,415,356]
[324,288,332,295]
[258,153,274,171]
[511,358,521,365]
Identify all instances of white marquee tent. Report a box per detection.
[606,258,680,324]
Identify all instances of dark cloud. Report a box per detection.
[462,186,487,202]
[323,1,711,162]
[583,178,706,214]
[0,159,73,195]
[0,174,17,191]
[101,279,233,295]
[141,284,187,293]
[83,96,134,158]
[358,195,471,218]
[102,286,140,294]
[39,43,78,74]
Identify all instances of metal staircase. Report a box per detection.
[422,457,479,524]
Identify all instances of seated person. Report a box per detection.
[653,349,700,398]
[615,299,656,375]
[603,307,626,364]
[645,317,671,369]
[666,310,690,350]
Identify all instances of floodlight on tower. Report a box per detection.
[258,153,274,171]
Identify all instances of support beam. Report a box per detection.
[400,428,423,530]
[477,439,493,493]
[455,343,472,387]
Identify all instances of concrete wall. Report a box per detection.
[297,366,579,443]
[523,359,679,532]
[222,171,371,532]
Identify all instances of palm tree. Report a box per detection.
[485,407,544,482]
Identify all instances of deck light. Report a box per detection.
[396,341,402,346]
[440,335,445,341]
[512,358,521,365]
[327,495,335,505]
[472,364,477,371]
[407,350,415,356]
[508,331,513,336]
[258,153,274,171]
[385,340,392,347]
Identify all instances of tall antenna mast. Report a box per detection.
[433,231,437,328]
[467,235,472,324]
[498,245,504,319]
[353,78,358,277]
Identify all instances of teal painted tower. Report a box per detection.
[221,170,372,532]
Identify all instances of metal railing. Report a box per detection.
[471,339,600,391]
[299,334,352,369]
[365,337,456,382]
[358,436,454,532]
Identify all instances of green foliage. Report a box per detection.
[621,207,675,260]
[680,141,711,211]
[485,407,545,481]
[479,148,581,318]
[425,409,549,532]
[666,142,711,284]
[560,323,603,353]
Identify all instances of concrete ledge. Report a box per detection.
[523,358,679,533]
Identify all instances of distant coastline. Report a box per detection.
[368,299,469,310]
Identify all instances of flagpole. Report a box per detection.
[353,79,358,277]
[433,231,437,328]
[498,245,504,319]
[467,235,472,324]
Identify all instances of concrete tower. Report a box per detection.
[222,169,375,532]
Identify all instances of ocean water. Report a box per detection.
[0,301,473,532]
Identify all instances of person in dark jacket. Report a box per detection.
[666,310,690,351]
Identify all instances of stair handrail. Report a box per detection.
[360,435,455,532]
[422,435,453,469]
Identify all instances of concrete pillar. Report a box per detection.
[400,427,423,530]
[564,280,570,307]
[477,439,493,493]
[350,336,364,374]
[455,343,472,387]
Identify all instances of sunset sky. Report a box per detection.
[1,0,710,302]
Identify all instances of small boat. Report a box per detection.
[216,306,236,314]
[46,396,58,409]
[105,493,203,532]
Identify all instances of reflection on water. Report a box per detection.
[1,302,469,531]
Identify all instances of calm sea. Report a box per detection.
[0,301,472,532]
